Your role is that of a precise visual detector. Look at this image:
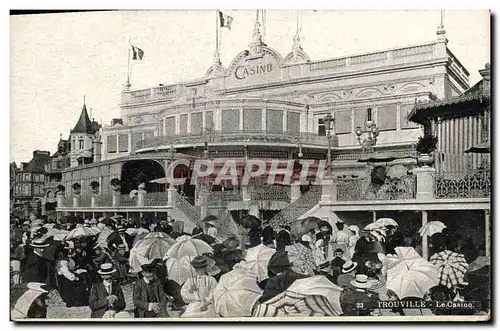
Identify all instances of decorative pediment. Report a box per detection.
[225,46,284,85]
[284,49,310,64]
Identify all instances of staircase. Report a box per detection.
[169,191,201,231]
[269,185,322,229]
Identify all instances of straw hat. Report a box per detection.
[30,238,49,248]
[98,263,116,275]
[350,274,371,289]
[342,260,358,274]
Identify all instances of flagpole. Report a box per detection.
[216,10,219,54]
[126,39,131,89]
[262,10,266,42]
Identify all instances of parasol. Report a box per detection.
[386,254,440,299]
[10,282,51,320]
[285,243,315,276]
[165,237,214,260]
[213,269,263,317]
[430,250,469,289]
[65,226,97,240]
[244,244,276,282]
[418,221,447,237]
[164,256,196,285]
[253,275,343,317]
[364,223,386,231]
[129,233,176,274]
[375,218,398,227]
[200,215,218,223]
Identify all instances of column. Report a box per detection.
[290,181,301,203]
[128,133,132,152]
[414,166,436,200]
[239,108,244,131]
[320,177,335,204]
[187,112,192,134]
[372,211,377,223]
[112,192,119,207]
[91,195,97,208]
[175,114,181,134]
[73,196,80,208]
[262,108,267,132]
[422,210,428,260]
[249,203,260,218]
[167,187,176,207]
[485,209,490,258]
[137,191,145,207]
[283,109,288,132]
[242,184,250,201]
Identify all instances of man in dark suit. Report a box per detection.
[108,226,133,257]
[340,274,380,316]
[89,263,126,318]
[155,220,173,235]
[276,226,292,250]
[23,238,51,284]
[133,262,170,318]
[262,220,276,247]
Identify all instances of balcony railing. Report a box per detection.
[336,174,417,201]
[434,170,491,199]
[206,190,242,206]
[133,130,332,152]
[145,192,169,206]
[250,185,291,202]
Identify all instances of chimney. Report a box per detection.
[479,63,490,95]
[111,118,123,126]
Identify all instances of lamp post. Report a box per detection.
[295,137,303,158]
[323,113,334,176]
[355,107,380,153]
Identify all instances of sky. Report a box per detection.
[10,9,490,165]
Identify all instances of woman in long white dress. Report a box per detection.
[180,256,218,318]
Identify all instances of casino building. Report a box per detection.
[56,13,473,228]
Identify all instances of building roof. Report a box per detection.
[23,152,51,173]
[408,77,490,125]
[71,103,97,134]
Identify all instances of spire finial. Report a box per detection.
[84,95,86,106]
[437,10,447,43]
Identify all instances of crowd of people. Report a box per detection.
[10,212,490,319]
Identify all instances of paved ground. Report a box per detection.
[47,283,181,319]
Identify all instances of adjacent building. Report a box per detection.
[12,150,51,217]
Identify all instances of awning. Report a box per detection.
[465,141,490,154]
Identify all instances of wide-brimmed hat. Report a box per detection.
[98,263,116,275]
[336,220,345,224]
[190,256,209,269]
[318,261,331,270]
[342,261,358,274]
[350,274,371,289]
[101,218,113,227]
[334,248,344,254]
[117,244,126,250]
[141,262,156,272]
[30,238,49,248]
[117,226,126,233]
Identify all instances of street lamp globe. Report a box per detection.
[355,126,363,137]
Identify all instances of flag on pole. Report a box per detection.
[131,45,144,60]
[218,11,233,29]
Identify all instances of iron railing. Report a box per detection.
[336,174,417,201]
[174,191,201,224]
[119,194,137,207]
[250,185,291,202]
[206,190,242,206]
[269,185,322,228]
[434,170,491,199]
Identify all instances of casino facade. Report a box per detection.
[56,18,472,227]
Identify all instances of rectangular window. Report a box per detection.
[40,174,44,182]
[205,111,214,131]
[318,118,326,136]
[131,133,143,150]
[266,109,283,133]
[165,116,176,135]
[377,105,398,131]
[222,109,240,132]
[335,110,352,134]
[243,109,262,132]
[24,174,30,182]
[79,140,84,149]
[180,114,188,134]
[118,134,128,152]
[191,112,203,134]
[354,109,368,133]
[34,175,39,182]
[107,135,117,153]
